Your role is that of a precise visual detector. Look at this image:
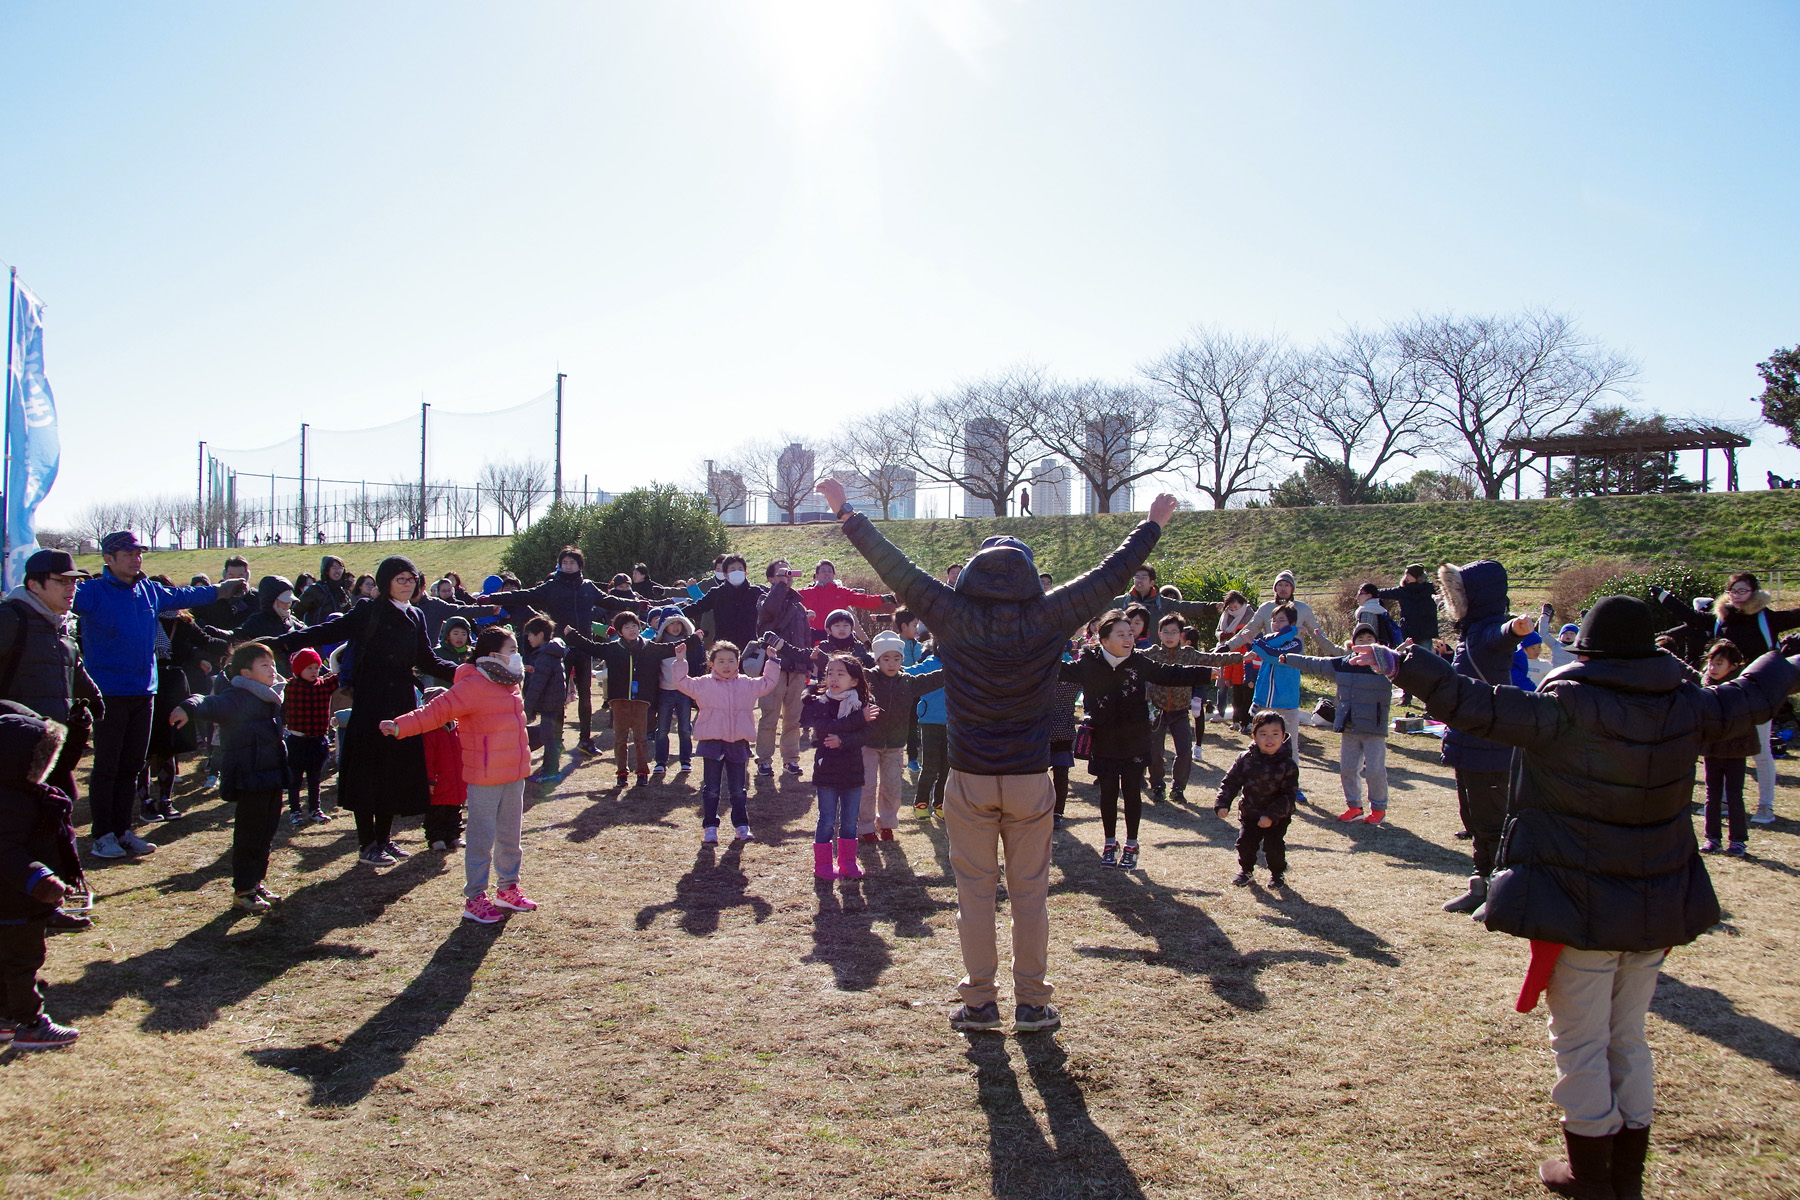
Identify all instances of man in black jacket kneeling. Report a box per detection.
[1355,597,1798,1200]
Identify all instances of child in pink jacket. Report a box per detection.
[383,629,537,924]
[668,637,784,843]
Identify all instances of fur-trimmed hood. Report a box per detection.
[1439,560,1509,625]
[1715,590,1772,621]
[0,709,66,787]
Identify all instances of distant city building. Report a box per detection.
[705,459,748,524]
[961,418,1007,517]
[1032,457,1071,516]
[1081,415,1134,513]
[833,465,917,520]
[776,443,830,522]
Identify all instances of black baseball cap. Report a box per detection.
[100,530,147,554]
[24,549,90,578]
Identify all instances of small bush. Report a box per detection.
[1164,560,1256,606]
[1578,564,1726,618]
[499,501,606,583]
[581,484,729,584]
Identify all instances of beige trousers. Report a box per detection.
[755,670,807,767]
[942,769,1056,1008]
[1546,947,1666,1137]
[859,746,906,834]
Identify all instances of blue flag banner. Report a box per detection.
[5,279,61,589]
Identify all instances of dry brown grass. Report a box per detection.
[1,721,1796,1199]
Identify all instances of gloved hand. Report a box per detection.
[1349,643,1401,679]
[216,577,250,601]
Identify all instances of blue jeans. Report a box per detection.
[701,757,749,829]
[814,786,862,842]
[654,692,693,767]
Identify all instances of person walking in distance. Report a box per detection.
[818,475,1180,1035]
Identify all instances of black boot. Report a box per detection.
[1610,1125,1648,1200]
[1541,1128,1616,1199]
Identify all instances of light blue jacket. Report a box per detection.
[1244,627,1304,710]
[908,654,945,725]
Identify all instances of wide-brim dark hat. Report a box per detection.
[1572,595,1661,659]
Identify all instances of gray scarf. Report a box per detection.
[230,674,286,706]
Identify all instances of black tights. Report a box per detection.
[354,810,394,849]
[1053,765,1070,816]
[1093,757,1144,844]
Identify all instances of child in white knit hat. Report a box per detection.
[859,629,943,839]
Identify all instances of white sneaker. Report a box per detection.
[701,826,718,843]
[735,825,753,841]
[118,830,158,856]
[90,832,127,859]
[1751,809,1777,825]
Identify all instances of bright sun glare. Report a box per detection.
[755,0,896,125]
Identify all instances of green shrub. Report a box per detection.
[499,501,606,583]
[1163,560,1256,606]
[580,484,728,583]
[1579,564,1726,615]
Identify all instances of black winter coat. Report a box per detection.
[1059,647,1211,760]
[843,513,1163,775]
[184,678,289,794]
[1440,560,1525,773]
[0,593,97,725]
[1376,578,1440,640]
[685,580,765,649]
[151,617,228,756]
[563,628,683,703]
[271,600,456,815]
[522,637,569,713]
[1395,644,1798,951]
[1215,743,1300,823]
[486,573,645,657]
[865,665,944,748]
[799,691,870,788]
[1656,588,1800,663]
[0,710,80,924]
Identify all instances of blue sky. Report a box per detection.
[4,0,1797,525]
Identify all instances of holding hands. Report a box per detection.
[379,720,399,737]
[168,708,189,729]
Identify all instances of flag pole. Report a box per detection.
[3,267,17,572]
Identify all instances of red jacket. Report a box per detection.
[422,723,467,806]
[795,581,890,631]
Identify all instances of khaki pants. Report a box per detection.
[943,770,1055,1008]
[610,699,650,774]
[756,670,807,767]
[859,746,906,834]
[1546,947,1665,1137]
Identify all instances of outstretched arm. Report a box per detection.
[1367,644,1568,750]
[1044,495,1179,631]
[820,485,963,631]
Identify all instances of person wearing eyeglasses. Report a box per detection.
[269,557,458,865]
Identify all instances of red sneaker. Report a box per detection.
[1364,810,1386,824]
[494,884,539,912]
[878,827,896,841]
[462,895,507,924]
[1337,808,1364,822]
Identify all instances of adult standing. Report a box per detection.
[293,556,352,625]
[191,555,257,630]
[1225,570,1328,649]
[0,550,102,808]
[820,475,1179,1035]
[1104,564,1217,626]
[269,556,456,864]
[754,560,812,777]
[1376,564,1440,645]
[682,554,763,648]
[795,559,893,634]
[74,532,246,859]
[480,547,644,756]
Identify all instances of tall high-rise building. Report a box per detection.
[705,459,748,524]
[1032,457,1071,515]
[834,465,918,519]
[1081,415,1134,513]
[774,443,829,522]
[961,418,1007,517]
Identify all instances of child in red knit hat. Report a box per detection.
[282,648,337,826]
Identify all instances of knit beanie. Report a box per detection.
[1572,596,1660,659]
[871,631,906,658]
[289,648,323,675]
[1274,569,1297,588]
[826,608,855,629]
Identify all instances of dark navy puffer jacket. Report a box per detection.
[799,691,870,788]
[183,677,290,794]
[1395,644,1799,951]
[842,514,1161,775]
[1440,560,1525,773]
[0,709,80,924]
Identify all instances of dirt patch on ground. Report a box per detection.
[1,720,1795,1199]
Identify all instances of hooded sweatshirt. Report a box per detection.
[1439,560,1525,773]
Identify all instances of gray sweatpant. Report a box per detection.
[1546,947,1665,1137]
[464,779,526,900]
[1339,732,1389,810]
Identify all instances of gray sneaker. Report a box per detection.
[118,831,158,856]
[1014,1004,1061,1033]
[949,1001,1002,1032]
[90,833,127,860]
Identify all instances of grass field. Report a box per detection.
[2,715,1796,1198]
[78,490,1800,608]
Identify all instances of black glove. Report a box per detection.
[216,577,250,601]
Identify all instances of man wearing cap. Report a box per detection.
[0,549,102,804]
[1353,597,1800,1199]
[817,475,1179,1036]
[73,532,249,860]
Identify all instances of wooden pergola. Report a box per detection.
[1501,426,1751,495]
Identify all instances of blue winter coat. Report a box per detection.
[1244,627,1303,710]
[74,570,221,697]
[910,654,946,725]
[1441,560,1525,773]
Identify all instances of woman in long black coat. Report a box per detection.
[269,556,456,863]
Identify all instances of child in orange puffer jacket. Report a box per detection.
[383,628,536,924]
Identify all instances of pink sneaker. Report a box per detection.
[463,895,506,924]
[494,884,538,912]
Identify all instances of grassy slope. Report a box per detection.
[84,491,1800,593]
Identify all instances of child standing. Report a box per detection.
[1144,614,1208,801]
[437,616,474,665]
[1700,640,1755,856]
[668,638,783,842]
[653,613,706,773]
[801,655,879,881]
[420,687,468,851]
[861,631,944,841]
[1215,712,1301,888]
[910,631,949,818]
[1285,623,1393,823]
[281,649,337,826]
[1200,604,1305,762]
[562,612,681,786]
[520,616,569,785]
[383,629,536,924]
[170,643,290,915]
[1214,592,1254,730]
[0,709,85,1049]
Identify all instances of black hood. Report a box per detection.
[0,708,65,787]
[255,574,295,608]
[956,545,1044,604]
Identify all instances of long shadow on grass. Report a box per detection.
[804,838,952,990]
[1251,883,1401,966]
[965,1035,1146,1200]
[54,854,444,1033]
[635,841,773,935]
[1060,838,1342,1011]
[1651,972,1800,1079]
[1285,800,1472,879]
[250,920,508,1105]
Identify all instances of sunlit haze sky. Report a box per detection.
[4,1,1797,526]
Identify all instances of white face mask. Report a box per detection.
[727,570,747,586]
[713,570,725,581]
[485,651,523,676]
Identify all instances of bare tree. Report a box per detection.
[347,487,395,542]
[166,497,200,550]
[1397,310,1638,500]
[822,414,919,519]
[735,436,823,524]
[479,458,552,534]
[1009,378,1193,514]
[694,454,752,520]
[75,499,134,547]
[1278,326,1436,505]
[1140,327,1293,509]
[442,482,480,535]
[896,370,1048,517]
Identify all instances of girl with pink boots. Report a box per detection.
[802,654,881,881]
[667,637,785,842]
[382,628,539,924]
